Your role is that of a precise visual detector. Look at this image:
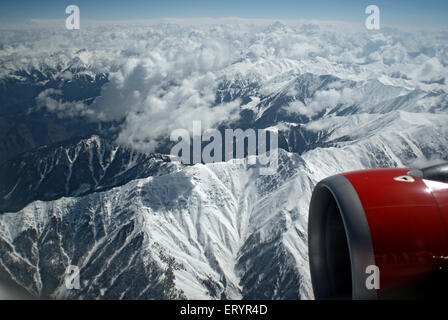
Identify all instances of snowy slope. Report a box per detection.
[0,106,446,299]
[0,150,313,299]
[0,136,180,213]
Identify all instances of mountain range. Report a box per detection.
[0,21,447,299]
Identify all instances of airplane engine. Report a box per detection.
[308,163,448,299]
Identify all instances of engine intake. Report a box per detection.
[308,163,448,299]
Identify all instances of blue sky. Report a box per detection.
[0,0,447,27]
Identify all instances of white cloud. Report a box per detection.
[88,39,241,152]
[285,85,363,117]
[302,87,362,117]
[35,89,92,118]
[284,100,307,115]
[412,57,446,82]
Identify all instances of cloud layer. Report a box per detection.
[1,19,448,151]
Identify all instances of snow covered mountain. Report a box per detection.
[0,104,446,299]
[0,149,312,299]
[1,69,447,300]
[0,65,108,164]
[0,135,179,213]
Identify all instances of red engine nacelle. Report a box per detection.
[308,163,448,299]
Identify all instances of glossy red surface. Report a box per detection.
[424,179,448,235]
[343,168,448,297]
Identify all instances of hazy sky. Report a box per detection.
[0,0,447,27]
